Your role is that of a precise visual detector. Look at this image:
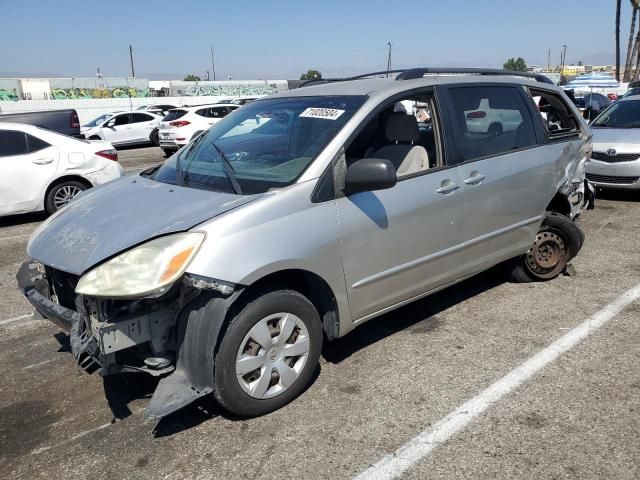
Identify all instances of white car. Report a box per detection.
[158,104,239,155]
[81,111,163,147]
[0,123,124,216]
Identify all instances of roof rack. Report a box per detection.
[297,67,553,88]
[395,67,554,84]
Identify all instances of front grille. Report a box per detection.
[45,267,80,311]
[591,151,640,163]
[586,173,640,185]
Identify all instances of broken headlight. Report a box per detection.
[76,232,205,298]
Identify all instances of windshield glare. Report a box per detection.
[83,113,114,128]
[152,95,366,194]
[591,100,640,128]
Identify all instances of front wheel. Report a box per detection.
[507,212,584,282]
[213,289,323,417]
[45,180,88,214]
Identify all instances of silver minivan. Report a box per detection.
[18,69,592,418]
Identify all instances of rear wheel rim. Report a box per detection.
[524,230,567,279]
[235,312,310,399]
[53,185,83,209]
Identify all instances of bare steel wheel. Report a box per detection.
[524,230,567,279]
[213,289,322,417]
[235,312,310,399]
[506,212,585,283]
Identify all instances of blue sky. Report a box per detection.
[0,0,630,79]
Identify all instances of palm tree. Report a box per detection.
[624,1,639,81]
[617,0,622,81]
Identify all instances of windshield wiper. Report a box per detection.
[174,132,208,186]
[211,142,243,195]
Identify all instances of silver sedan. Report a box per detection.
[587,96,640,189]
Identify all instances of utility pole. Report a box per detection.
[129,44,135,78]
[561,44,567,75]
[206,70,210,81]
[386,42,392,77]
[210,44,216,81]
[547,48,551,72]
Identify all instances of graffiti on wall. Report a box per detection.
[179,84,280,97]
[0,89,19,101]
[50,87,151,99]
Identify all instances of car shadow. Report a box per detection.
[114,144,159,151]
[151,366,322,437]
[0,211,47,228]
[595,187,640,202]
[322,266,506,364]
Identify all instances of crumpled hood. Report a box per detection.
[28,176,258,275]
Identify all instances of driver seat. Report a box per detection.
[371,114,429,177]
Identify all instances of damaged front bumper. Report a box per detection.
[16,260,241,418]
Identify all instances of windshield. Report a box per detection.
[83,113,114,128]
[622,87,640,98]
[152,95,366,194]
[591,100,640,128]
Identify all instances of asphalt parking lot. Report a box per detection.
[1,147,639,479]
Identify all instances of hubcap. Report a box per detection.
[235,312,310,399]
[53,185,83,209]
[525,230,567,279]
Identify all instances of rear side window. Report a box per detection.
[26,134,50,153]
[447,86,537,163]
[163,110,187,121]
[529,89,580,139]
[0,131,28,157]
[130,113,154,123]
[196,107,230,118]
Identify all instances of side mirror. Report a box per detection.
[345,158,397,195]
[106,119,115,128]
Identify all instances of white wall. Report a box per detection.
[0,95,254,124]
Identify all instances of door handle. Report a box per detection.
[436,181,461,194]
[464,172,486,185]
[32,158,53,165]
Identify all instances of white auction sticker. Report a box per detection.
[299,107,345,120]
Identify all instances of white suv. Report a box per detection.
[158,104,239,155]
[82,111,163,147]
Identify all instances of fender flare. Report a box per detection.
[146,289,243,418]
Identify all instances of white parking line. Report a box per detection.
[22,358,56,370]
[0,313,33,326]
[353,282,640,480]
[31,422,112,455]
[0,233,31,241]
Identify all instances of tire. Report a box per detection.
[45,180,88,214]
[88,135,101,140]
[150,129,159,146]
[162,148,176,157]
[507,212,585,282]
[487,122,503,136]
[213,289,323,417]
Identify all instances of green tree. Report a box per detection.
[503,57,528,72]
[184,74,201,81]
[300,69,322,80]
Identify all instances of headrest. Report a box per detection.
[386,113,419,143]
